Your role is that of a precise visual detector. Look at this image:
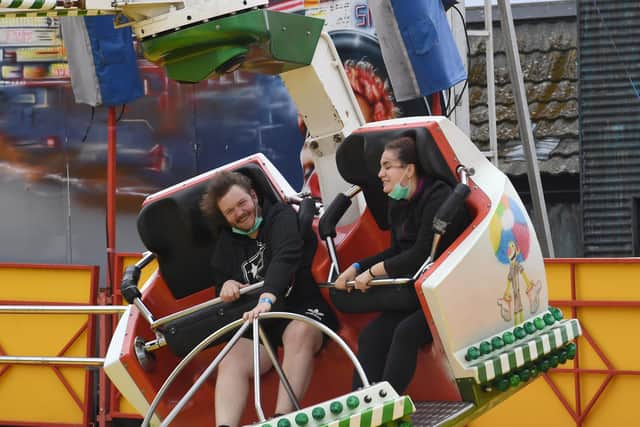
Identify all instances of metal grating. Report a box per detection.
[578,0,640,256]
[411,401,474,427]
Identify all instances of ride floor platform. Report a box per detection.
[411,401,474,426]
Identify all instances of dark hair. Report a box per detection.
[200,170,253,225]
[384,135,424,176]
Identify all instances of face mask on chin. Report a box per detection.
[387,168,410,200]
[232,215,263,235]
[231,195,263,235]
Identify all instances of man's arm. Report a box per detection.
[262,204,304,298]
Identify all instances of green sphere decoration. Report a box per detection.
[278,419,291,427]
[491,336,505,350]
[311,407,325,420]
[566,343,577,359]
[346,396,359,409]
[294,413,309,426]
[534,317,545,330]
[479,341,492,355]
[496,377,510,392]
[466,346,480,361]
[551,307,564,321]
[558,350,568,364]
[514,326,526,339]
[503,331,516,345]
[539,359,550,372]
[330,401,343,414]
[543,313,555,325]
[509,374,521,388]
[524,321,536,334]
[550,355,559,368]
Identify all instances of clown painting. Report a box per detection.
[490,196,542,324]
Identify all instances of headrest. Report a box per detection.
[235,163,280,206]
[336,126,456,229]
[136,161,281,299]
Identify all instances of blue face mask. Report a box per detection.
[232,215,263,236]
[388,169,410,200]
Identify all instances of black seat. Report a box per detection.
[137,162,281,299]
[137,161,320,356]
[336,126,456,230]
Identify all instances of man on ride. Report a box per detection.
[200,170,338,427]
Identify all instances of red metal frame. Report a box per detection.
[544,258,640,426]
[141,156,286,207]
[0,263,99,427]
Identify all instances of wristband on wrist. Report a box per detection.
[259,297,274,305]
[352,262,361,273]
[368,266,376,278]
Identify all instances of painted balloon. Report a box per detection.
[490,196,530,264]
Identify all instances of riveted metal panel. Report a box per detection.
[578,0,640,256]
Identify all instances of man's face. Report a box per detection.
[218,185,258,231]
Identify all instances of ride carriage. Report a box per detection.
[104,116,581,426]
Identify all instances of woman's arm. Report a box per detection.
[383,183,452,277]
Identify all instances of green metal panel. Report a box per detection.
[141,9,324,83]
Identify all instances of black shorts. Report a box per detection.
[243,294,339,348]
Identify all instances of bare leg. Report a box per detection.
[274,320,323,414]
[215,338,273,427]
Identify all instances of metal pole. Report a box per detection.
[252,319,266,422]
[485,0,499,166]
[107,106,118,286]
[257,325,301,411]
[0,356,104,366]
[0,305,126,314]
[148,321,252,427]
[101,105,118,427]
[146,312,370,426]
[497,0,555,257]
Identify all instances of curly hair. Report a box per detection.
[200,170,253,225]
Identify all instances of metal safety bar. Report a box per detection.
[143,312,369,427]
[285,193,323,213]
[150,281,264,329]
[257,324,301,411]
[252,320,266,421]
[318,277,413,288]
[136,251,156,269]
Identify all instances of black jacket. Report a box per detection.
[359,177,470,277]
[211,200,314,300]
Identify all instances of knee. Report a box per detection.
[219,352,250,376]
[392,324,429,350]
[282,321,322,353]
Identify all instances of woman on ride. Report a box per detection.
[334,135,469,393]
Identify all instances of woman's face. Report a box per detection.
[378,149,408,194]
[217,185,258,230]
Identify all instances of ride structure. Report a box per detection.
[0,1,582,426]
